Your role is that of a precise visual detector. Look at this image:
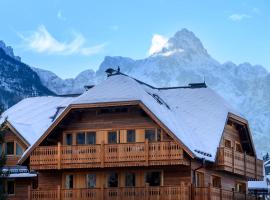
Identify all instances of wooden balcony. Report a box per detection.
[30,141,188,170]
[217,147,263,180]
[29,185,256,200]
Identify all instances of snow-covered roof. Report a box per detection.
[1,73,241,163]
[1,166,37,178]
[0,96,74,146]
[71,74,237,161]
[249,162,270,189]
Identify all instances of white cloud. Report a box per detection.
[148,34,168,55]
[57,10,66,21]
[229,14,251,22]
[19,25,106,56]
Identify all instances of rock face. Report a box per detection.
[0,46,54,109]
[0,40,21,61]
[1,29,269,155]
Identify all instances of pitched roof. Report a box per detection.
[1,73,242,162]
[72,74,238,161]
[0,96,74,146]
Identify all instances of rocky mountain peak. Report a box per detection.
[160,28,208,56]
[0,40,21,61]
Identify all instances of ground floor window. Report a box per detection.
[235,182,246,193]
[195,172,204,187]
[145,171,161,186]
[65,175,73,189]
[86,174,96,188]
[108,172,118,187]
[212,176,221,188]
[7,180,15,195]
[125,172,136,187]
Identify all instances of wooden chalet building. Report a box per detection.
[0,70,264,200]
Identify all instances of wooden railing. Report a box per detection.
[30,185,256,200]
[30,141,187,170]
[217,147,263,180]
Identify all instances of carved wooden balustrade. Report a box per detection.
[30,185,256,200]
[30,141,188,170]
[217,147,263,180]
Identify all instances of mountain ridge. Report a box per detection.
[1,29,269,155]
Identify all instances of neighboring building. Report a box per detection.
[0,70,264,200]
[249,160,270,199]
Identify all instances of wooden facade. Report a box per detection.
[2,103,264,200]
[1,124,35,200]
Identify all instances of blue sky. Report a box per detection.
[0,0,269,78]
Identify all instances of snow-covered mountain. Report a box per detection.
[0,40,21,61]
[32,67,95,95]
[34,29,270,155]
[0,43,54,108]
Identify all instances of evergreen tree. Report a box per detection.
[0,104,6,200]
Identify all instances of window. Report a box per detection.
[16,143,23,155]
[195,172,204,187]
[157,129,161,141]
[86,132,96,145]
[125,172,136,187]
[235,143,242,152]
[212,176,221,188]
[65,175,73,189]
[235,182,246,193]
[66,134,73,145]
[224,139,232,148]
[145,129,156,142]
[6,142,14,155]
[32,179,38,190]
[86,174,96,188]
[108,172,118,187]
[76,132,85,145]
[7,180,15,195]
[145,171,161,186]
[127,130,136,143]
[108,131,117,144]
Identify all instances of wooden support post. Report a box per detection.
[191,183,194,200]
[57,185,61,200]
[232,147,235,173]
[101,141,105,168]
[255,158,257,179]
[208,183,211,200]
[146,183,149,200]
[244,152,247,177]
[28,185,31,200]
[145,139,149,166]
[57,142,61,170]
[232,188,235,200]
[220,188,222,200]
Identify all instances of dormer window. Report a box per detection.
[16,143,23,155]
[235,142,243,153]
[224,139,232,148]
[6,142,14,155]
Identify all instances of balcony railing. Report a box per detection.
[30,141,187,170]
[217,147,263,180]
[29,185,256,200]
